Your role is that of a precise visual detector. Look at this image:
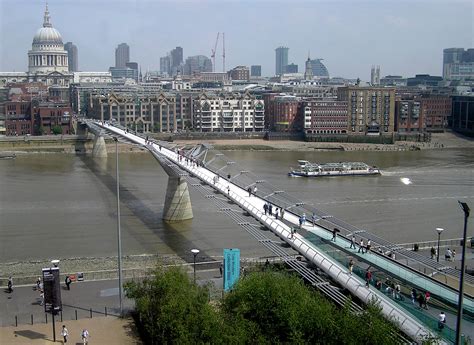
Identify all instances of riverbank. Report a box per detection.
[0,131,472,154]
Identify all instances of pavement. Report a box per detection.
[0,316,139,344]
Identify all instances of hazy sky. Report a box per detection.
[0,0,472,79]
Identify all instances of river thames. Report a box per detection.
[0,148,473,263]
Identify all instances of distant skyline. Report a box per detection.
[0,0,472,79]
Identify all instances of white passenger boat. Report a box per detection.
[288,160,381,177]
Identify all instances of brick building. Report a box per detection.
[299,100,348,134]
[338,86,395,135]
[4,101,33,136]
[451,95,474,136]
[264,94,300,131]
[420,94,451,131]
[33,101,73,135]
[228,66,250,81]
[395,95,424,133]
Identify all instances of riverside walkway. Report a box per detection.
[89,120,468,343]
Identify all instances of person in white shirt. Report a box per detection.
[438,312,446,330]
[81,329,89,344]
[61,325,69,343]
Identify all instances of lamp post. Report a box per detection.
[455,201,470,345]
[114,137,123,316]
[436,227,444,263]
[191,249,200,284]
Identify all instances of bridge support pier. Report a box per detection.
[163,176,193,222]
[92,134,108,158]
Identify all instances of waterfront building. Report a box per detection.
[275,47,289,76]
[264,94,299,131]
[183,55,213,75]
[64,42,78,72]
[193,92,264,132]
[284,63,298,74]
[72,72,112,84]
[33,101,73,135]
[337,86,396,135]
[228,66,250,81]
[443,48,474,80]
[251,65,261,77]
[115,43,130,68]
[451,95,474,136]
[395,95,424,133]
[298,99,348,134]
[420,93,451,131]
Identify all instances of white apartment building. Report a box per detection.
[193,92,264,132]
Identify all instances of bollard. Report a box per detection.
[75,310,78,320]
[90,308,92,318]
[45,313,48,324]
[105,307,107,317]
[60,310,63,322]
[15,316,17,327]
[31,314,33,325]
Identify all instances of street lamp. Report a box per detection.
[113,137,123,316]
[191,249,200,284]
[436,227,444,263]
[456,201,470,345]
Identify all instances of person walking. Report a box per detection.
[395,283,401,300]
[280,208,285,220]
[268,204,273,216]
[348,259,354,275]
[65,276,72,290]
[263,203,268,215]
[81,329,90,345]
[430,247,436,260]
[227,185,230,195]
[61,325,69,344]
[358,240,365,254]
[438,312,446,331]
[219,263,223,277]
[7,277,13,293]
[411,288,417,305]
[253,185,258,196]
[36,277,41,290]
[299,216,304,228]
[331,228,338,242]
[350,236,356,249]
[365,268,372,288]
[366,239,371,253]
[425,291,431,309]
[302,213,306,225]
[247,187,252,197]
[445,248,452,261]
[311,213,317,227]
[274,208,279,219]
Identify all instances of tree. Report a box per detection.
[153,123,160,133]
[124,266,222,344]
[52,125,62,135]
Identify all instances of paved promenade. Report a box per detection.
[0,316,140,344]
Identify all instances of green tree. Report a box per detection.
[124,266,222,344]
[153,123,160,133]
[52,125,62,135]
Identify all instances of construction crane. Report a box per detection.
[211,33,220,72]
[222,32,225,73]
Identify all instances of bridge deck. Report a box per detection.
[93,121,458,342]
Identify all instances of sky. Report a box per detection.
[0,0,472,79]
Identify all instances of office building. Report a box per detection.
[299,100,348,134]
[380,75,407,87]
[109,67,138,81]
[251,65,261,77]
[64,42,78,72]
[115,43,130,68]
[451,95,474,136]
[160,55,171,75]
[183,55,212,75]
[338,86,396,135]
[443,48,474,80]
[406,74,442,87]
[304,57,313,80]
[228,66,250,81]
[284,63,298,73]
[275,47,289,76]
[420,93,451,131]
[170,47,183,70]
[310,59,329,78]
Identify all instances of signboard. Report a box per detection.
[42,267,62,313]
[223,248,240,292]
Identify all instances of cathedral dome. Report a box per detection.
[32,4,63,46]
[33,27,63,45]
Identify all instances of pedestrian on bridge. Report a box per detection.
[411,288,417,305]
[247,187,252,197]
[430,247,436,260]
[253,185,258,196]
[65,275,72,290]
[7,276,13,293]
[350,236,356,249]
[274,208,279,219]
[61,325,69,343]
[366,239,371,253]
[365,268,372,287]
[299,216,304,228]
[280,208,285,219]
[438,312,446,330]
[358,240,365,254]
[348,259,354,275]
[227,186,230,195]
[263,203,268,215]
[268,204,273,216]
[311,213,317,226]
[331,228,338,242]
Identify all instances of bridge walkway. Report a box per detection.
[93,121,452,342]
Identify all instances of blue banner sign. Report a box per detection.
[223,248,240,291]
